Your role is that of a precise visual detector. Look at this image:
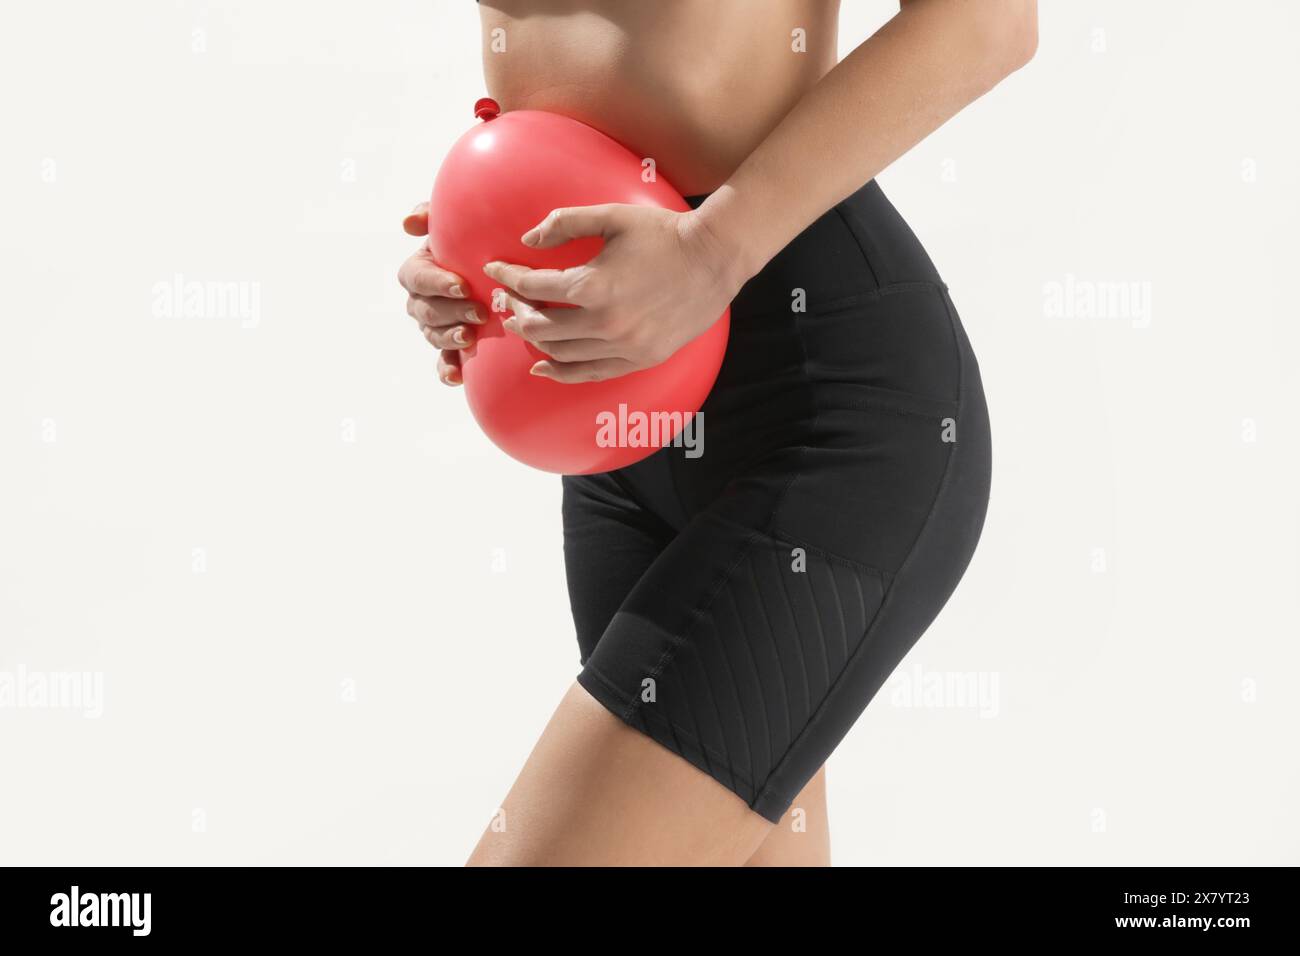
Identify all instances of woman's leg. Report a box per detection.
[467,682,772,866]
[744,767,831,867]
[480,473,780,865]
[466,690,830,866]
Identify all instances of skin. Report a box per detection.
[464,684,830,867]
[399,0,1036,865]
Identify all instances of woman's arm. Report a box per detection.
[697,0,1038,289]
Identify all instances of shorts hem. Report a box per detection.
[575,663,791,824]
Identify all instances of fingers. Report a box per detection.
[403,202,430,237]
[529,357,639,384]
[437,349,463,387]
[407,294,486,330]
[407,294,484,351]
[496,290,637,363]
[399,200,466,387]
[495,291,600,342]
[501,306,620,361]
[524,336,625,363]
[485,203,636,305]
[409,298,481,351]
[422,321,474,351]
[521,204,628,248]
[399,247,467,298]
[483,260,593,305]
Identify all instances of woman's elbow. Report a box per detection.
[912,0,1037,86]
[990,1,1038,76]
[953,0,1037,89]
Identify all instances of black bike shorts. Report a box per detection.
[562,180,992,822]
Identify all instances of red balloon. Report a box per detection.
[428,98,730,474]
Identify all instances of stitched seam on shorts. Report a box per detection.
[581,658,762,793]
[736,280,949,324]
[664,444,692,530]
[749,784,799,819]
[749,291,967,813]
[767,278,828,581]
[833,202,882,290]
[877,280,950,296]
[827,397,956,423]
[765,529,897,583]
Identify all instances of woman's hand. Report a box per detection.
[397,202,488,386]
[483,204,744,384]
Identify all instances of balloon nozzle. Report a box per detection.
[474,97,501,121]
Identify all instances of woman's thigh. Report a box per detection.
[466,682,772,866]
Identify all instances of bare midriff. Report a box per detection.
[479,0,840,196]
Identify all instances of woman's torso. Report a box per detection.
[479,0,840,195]
[477,1,969,495]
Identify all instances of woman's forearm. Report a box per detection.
[694,0,1037,288]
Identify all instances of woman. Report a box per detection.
[399,0,1035,866]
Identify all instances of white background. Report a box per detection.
[2,1,1296,865]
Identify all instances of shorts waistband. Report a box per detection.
[680,182,942,318]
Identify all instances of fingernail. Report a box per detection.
[453,327,469,346]
[448,284,465,298]
[529,362,549,377]
[521,229,540,247]
[464,308,483,324]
